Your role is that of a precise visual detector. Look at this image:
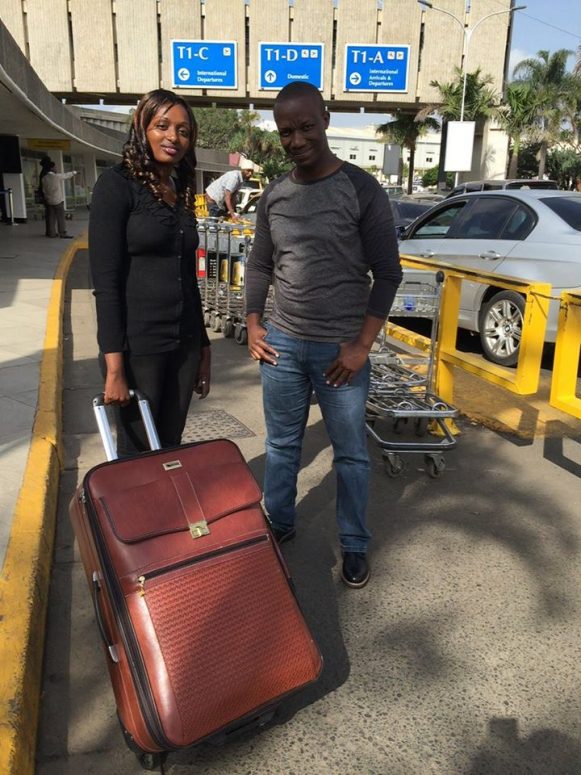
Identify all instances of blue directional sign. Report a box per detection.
[344,45,410,93]
[171,40,237,89]
[259,43,324,91]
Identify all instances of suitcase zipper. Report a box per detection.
[136,535,268,596]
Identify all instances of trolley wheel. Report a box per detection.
[425,454,445,478]
[234,324,248,345]
[204,310,211,327]
[223,319,234,338]
[212,314,223,333]
[383,453,404,477]
[137,751,168,771]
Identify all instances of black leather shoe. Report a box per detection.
[341,552,370,588]
[271,526,296,545]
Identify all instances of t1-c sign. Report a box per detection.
[171,40,237,89]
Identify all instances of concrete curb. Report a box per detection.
[0,236,88,775]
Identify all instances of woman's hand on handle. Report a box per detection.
[103,353,130,405]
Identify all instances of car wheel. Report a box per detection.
[478,290,525,367]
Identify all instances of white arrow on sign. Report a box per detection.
[178,68,190,82]
[349,72,362,86]
[265,70,277,84]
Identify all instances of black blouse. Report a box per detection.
[89,164,210,355]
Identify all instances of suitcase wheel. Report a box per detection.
[118,714,168,770]
[138,751,167,771]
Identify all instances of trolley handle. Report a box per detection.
[92,390,161,461]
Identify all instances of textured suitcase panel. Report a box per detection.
[142,538,322,747]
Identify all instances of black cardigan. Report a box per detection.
[89,164,210,355]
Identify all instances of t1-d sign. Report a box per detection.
[344,45,410,93]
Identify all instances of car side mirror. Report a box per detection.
[395,224,407,241]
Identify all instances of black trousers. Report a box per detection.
[100,343,201,457]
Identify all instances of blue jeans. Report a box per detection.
[260,325,371,553]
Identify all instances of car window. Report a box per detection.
[482,182,503,190]
[465,183,483,192]
[455,197,516,239]
[395,201,431,219]
[541,196,581,230]
[502,204,536,239]
[409,203,466,238]
[506,180,558,190]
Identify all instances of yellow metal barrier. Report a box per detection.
[396,255,552,404]
[550,290,581,420]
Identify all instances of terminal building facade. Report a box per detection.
[0,0,516,220]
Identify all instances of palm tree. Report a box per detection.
[513,49,576,177]
[417,67,500,190]
[424,67,501,122]
[375,110,440,194]
[497,82,539,178]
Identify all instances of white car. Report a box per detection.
[397,189,581,366]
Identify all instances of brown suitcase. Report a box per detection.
[69,393,322,767]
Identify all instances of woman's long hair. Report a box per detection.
[123,89,198,211]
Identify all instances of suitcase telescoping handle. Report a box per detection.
[92,571,119,663]
[92,390,161,462]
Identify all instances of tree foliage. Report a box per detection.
[375,110,440,194]
[512,49,576,177]
[497,82,540,178]
[421,166,453,189]
[194,107,242,150]
[193,107,290,180]
[427,67,500,123]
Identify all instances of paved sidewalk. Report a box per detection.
[35,250,581,774]
[0,214,88,566]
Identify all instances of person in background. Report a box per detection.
[245,82,402,589]
[205,158,255,220]
[89,88,211,456]
[38,156,53,235]
[41,160,76,238]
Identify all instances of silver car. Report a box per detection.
[397,190,581,366]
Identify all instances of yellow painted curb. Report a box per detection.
[0,236,88,775]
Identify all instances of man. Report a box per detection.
[245,82,402,589]
[41,161,76,238]
[205,158,254,220]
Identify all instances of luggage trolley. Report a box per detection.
[365,271,459,478]
[196,220,254,341]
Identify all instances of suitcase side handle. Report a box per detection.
[92,390,161,461]
[92,571,120,664]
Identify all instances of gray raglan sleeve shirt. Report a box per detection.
[246,163,402,342]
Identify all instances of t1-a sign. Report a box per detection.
[344,45,409,92]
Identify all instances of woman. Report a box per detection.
[89,89,210,455]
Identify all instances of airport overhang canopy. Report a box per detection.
[0,19,122,159]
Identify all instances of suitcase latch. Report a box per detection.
[189,520,210,539]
